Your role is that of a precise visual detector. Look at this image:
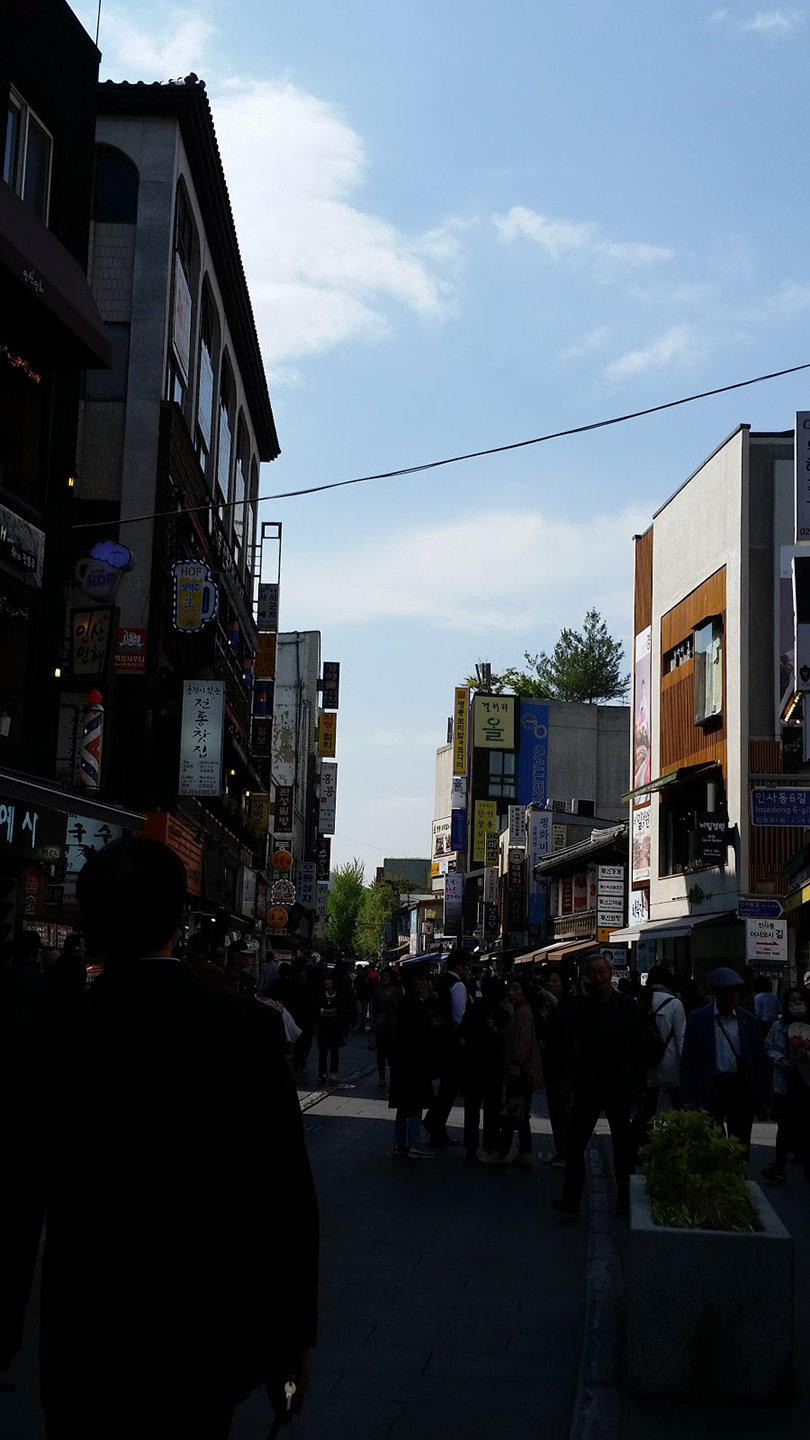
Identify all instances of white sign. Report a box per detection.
[508,804,526,847]
[599,865,624,881]
[444,872,463,930]
[597,895,624,913]
[257,582,279,632]
[796,412,810,542]
[598,880,624,897]
[451,777,466,810]
[297,861,316,911]
[483,866,498,904]
[172,254,192,381]
[432,816,452,858]
[240,868,257,917]
[65,814,122,875]
[271,700,297,788]
[630,889,649,927]
[179,680,225,797]
[745,917,788,964]
[632,806,651,884]
[320,761,338,835]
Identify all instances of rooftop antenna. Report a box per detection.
[95,0,102,46]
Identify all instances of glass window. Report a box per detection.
[175,187,193,279]
[488,749,516,798]
[93,146,139,223]
[233,421,248,557]
[216,370,233,511]
[4,91,51,223]
[196,291,215,459]
[4,96,21,187]
[694,616,723,725]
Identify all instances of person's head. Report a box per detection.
[185,932,209,962]
[544,970,565,998]
[405,965,429,998]
[381,968,394,988]
[62,933,85,960]
[324,969,336,991]
[77,838,185,960]
[754,975,773,995]
[784,988,808,1022]
[647,965,676,993]
[449,947,473,983]
[585,955,614,1003]
[16,931,42,964]
[507,974,530,1007]
[708,967,744,1015]
[297,967,310,986]
[482,974,506,1006]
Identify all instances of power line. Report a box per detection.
[72,358,810,532]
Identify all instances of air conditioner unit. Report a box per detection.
[549,799,566,813]
[570,798,595,817]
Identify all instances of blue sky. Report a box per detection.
[71,0,810,873]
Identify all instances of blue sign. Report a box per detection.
[528,877,547,929]
[450,808,466,852]
[751,787,810,827]
[518,702,549,807]
[737,899,784,920]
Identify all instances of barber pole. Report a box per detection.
[80,689,104,791]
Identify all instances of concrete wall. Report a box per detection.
[545,701,630,822]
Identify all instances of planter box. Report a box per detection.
[627,1175,793,1402]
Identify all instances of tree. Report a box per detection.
[326,858,365,953]
[466,609,629,705]
[353,872,412,959]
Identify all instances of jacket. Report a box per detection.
[570,990,646,1097]
[388,991,435,1111]
[503,1003,544,1091]
[765,1017,810,1095]
[680,1001,768,1111]
[2,958,318,1432]
[646,987,687,1088]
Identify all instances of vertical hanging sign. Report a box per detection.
[179,680,225,796]
[320,762,338,834]
[453,687,468,776]
[796,412,810,542]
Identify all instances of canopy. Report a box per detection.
[514,938,600,965]
[608,910,736,944]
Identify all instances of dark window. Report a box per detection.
[175,186,194,279]
[166,354,185,409]
[93,146,139,223]
[245,457,258,573]
[3,90,51,223]
[84,323,130,401]
[217,368,233,511]
[488,750,516,799]
[196,289,216,459]
[233,419,248,557]
[660,774,726,877]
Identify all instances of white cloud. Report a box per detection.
[604,324,701,381]
[280,504,650,634]
[100,12,214,73]
[708,7,730,21]
[560,326,609,361]
[742,9,801,32]
[495,206,674,273]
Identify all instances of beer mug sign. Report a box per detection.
[171,561,219,633]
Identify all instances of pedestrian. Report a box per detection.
[553,955,646,1218]
[761,987,810,1183]
[259,948,280,995]
[224,940,258,997]
[535,968,575,1168]
[462,975,507,1161]
[354,965,372,1032]
[0,838,317,1439]
[316,970,343,1082]
[332,961,354,1038]
[679,966,768,1156]
[388,965,435,1159]
[287,966,318,1076]
[482,975,544,1169]
[45,934,87,1002]
[642,966,686,1120]
[423,947,472,1146]
[752,975,781,1037]
[183,931,226,988]
[372,968,401,1086]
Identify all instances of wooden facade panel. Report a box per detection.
[660,567,726,654]
[748,796,804,896]
[749,740,782,776]
[633,528,653,637]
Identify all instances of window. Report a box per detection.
[694,616,723,725]
[3,91,52,223]
[245,458,258,575]
[93,146,139,223]
[196,289,216,463]
[84,323,130,401]
[216,367,233,516]
[174,186,194,280]
[488,750,516,799]
[166,353,185,409]
[660,773,726,877]
[664,636,693,674]
[232,419,248,562]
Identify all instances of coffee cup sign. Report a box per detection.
[75,540,133,603]
[171,561,219,633]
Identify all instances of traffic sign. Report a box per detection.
[737,897,783,921]
[745,918,788,964]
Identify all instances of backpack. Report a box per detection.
[644,994,674,1069]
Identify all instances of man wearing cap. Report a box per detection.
[680,967,768,1154]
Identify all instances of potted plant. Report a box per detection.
[627,1109,793,1402]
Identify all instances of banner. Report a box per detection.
[453,687,469,775]
[317,836,331,881]
[320,762,337,834]
[318,710,337,757]
[275,785,294,835]
[633,627,652,799]
[451,776,466,809]
[526,807,552,928]
[71,606,115,676]
[473,799,498,863]
[249,793,270,831]
[483,866,498,904]
[255,633,277,680]
[508,804,526,847]
[432,817,452,858]
[322,661,340,710]
[450,808,466,852]
[632,806,651,884]
[443,872,463,932]
[473,696,516,750]
[518,702,549,807]
[114,626,148,673]
[257,582,279,632]
[297,861,317,911]
[179,680,225,797]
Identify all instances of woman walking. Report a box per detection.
[372,968,401,1086]
[762,988,810,1183]
[388,966,435,1159]
[316,970,343,1083]
[482,975,543,1170]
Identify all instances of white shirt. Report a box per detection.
[449,974,468,1027]
[714,1003,741,1074]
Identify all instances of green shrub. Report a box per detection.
[640,1109,760,1232]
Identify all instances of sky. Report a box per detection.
[69,0,810,875]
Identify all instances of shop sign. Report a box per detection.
[433,817,452,858]
[317,837,331,881]
[518,702,549,806]
[257,583,279,632]
[630,889,649,927]
[275,785,294,835]
[320,762,337,835]
[453,687,469,776]
[509,850,525,895]
[143,812,203,896]
[633,626,652,802]
[508,804,526,847]
[473,800,498,863]
[473,696,515,750]
[297,862,316,911]
[267,905,289,930]
[270,878,296,905]
[450,808,466,852]
[240,868,257,918]
[483,866,498,904]
[632,806,651,884]
[527,808,552,927]
[255,632,277,680]
[451,776,466,810]
[796,411,810,542]
[272,849,294,872]
[552,823,567,852]
[751,787,810,826]
[484,902,498,934]
[745,917,788,964]
[444,872,463,931]
[171,561,218,633]
[178,680,225,797]
[485,831,499,867]
[252,717,272,758]
[315,883,329,922]
[75,541,133,604]
[114,626,148,673]
[71,607,115,676]
[322,662,340,710]
[0,503,44,590]
[695,813,727,866]
[0,800,66,861]
[318,710,337,758]
[249,793,270,831]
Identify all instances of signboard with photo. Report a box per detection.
[632,806,651,884]
[633,627,652,802]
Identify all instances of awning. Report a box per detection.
[0,768,145,831]
[620,763,718,806]
[515,938,599,964]
[0,181,111,368]
[608,910,737,944]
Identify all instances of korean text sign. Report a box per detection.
[453,687,469,776]
[473,696,515,750]
[473,799,498,863]
[179,680,225,797]
[318,710,337,758]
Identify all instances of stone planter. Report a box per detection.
[627,1175,793,1402]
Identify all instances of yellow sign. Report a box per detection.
[597,927,615,943]
[267,906,289,930]
[453,687,469,775]
[319,710,337,757]
[473,799,498,863]
[249,794,270,830]
[430,861,442,878]
[485,831,499,867]
[473,696,515,749]
[272,849,294,872]
[255,632,277,680]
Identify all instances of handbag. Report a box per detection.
[499,1070,528,1123]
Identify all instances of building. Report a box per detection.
[382,858,431,891]
[615,423,799,983]
[0,0,150,949]
[528,821,629,970]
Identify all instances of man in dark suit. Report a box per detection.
[680,966,768,1155]
[1,838,318,1439]
[553,955,646,1218]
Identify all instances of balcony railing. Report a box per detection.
[553,910,599,940]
